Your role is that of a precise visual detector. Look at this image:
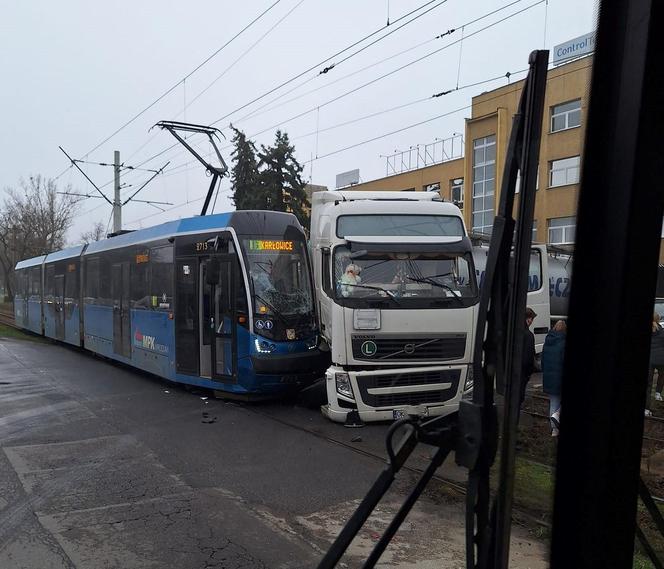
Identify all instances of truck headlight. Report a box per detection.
[306,335,318,350]
[464,366,474,392]
[335,372,354,399]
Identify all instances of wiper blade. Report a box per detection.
[341,282,401,306]
[406,276,462,301]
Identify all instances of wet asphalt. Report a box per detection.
[0,337,406,568]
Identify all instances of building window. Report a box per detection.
[548,216,576,244]
[424,182,440,193]
[549,156,580,187]
[471,135,496,234]
[450,178,464,209]
[551,99,581,132]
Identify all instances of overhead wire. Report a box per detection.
[230,0,528,127]
[109,3,586,228]
[151,0,546,178]
[207,0,448,127]
[122,0,307,167]
[156,60,591,183]
[126,0,448,173]
[52,0,283,181]
[129,0,540,176]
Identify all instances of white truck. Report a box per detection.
[310,190,478,424]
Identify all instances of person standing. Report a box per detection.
[542,320,567,436]
[519,307,538,407]
[646,313,664,416]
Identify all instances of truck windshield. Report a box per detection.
[333,245,478,307]
[241,238,314,317]
[337,214,463,238]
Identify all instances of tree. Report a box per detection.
[229,126,262,210]
[257,130,310,228]
[0,176,77,299]
[80,221,106,244]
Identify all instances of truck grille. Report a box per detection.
[352,334,466,361]
[356,369,461,408]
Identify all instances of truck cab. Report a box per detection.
[310,191,478,423]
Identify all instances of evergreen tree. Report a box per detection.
[257,130,310,228]
[229,126,261,210]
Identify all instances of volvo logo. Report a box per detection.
[360,340,378,357]
[403,343,416,355]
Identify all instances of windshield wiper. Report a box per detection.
[341,283,401,306]
[406,276,462,301]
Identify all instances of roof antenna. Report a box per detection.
[152,121,228,216]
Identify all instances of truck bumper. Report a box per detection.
[321,364,470,424]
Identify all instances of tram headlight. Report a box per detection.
[335,372,354,400]
[255,338,276,354]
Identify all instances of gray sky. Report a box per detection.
[0,0,596,243]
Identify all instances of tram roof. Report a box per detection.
[15,255,47,270]
[45,244,86,263]
[14,211,303,268]
[83,210,301,255]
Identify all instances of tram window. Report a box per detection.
[98,256,111,305]
[150,246,174,310]
[29,267,40,296]
[131,257,150,309]
[45,265,55,298]
[85,258,100,302]
[65,265,78,299]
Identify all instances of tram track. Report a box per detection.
[244,405,554,528]
[0,310,16,329]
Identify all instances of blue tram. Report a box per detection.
[13,211,329,397]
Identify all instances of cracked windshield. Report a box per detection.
[244,238,313,316]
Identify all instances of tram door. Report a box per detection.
[54,274,65,341]
[200,256,237,381]
[112,262,131,357]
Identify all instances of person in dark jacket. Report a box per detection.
[519,307,537,407]
[542,320,567,436]
[646,313,664,416]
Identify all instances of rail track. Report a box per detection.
[0,309,16,328]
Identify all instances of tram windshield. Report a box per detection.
[242,238,314,318]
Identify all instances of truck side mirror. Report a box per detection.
[206,259,220,285]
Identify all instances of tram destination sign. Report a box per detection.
[249,239,294,252]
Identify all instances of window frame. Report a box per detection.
[548,216,577,245]
[471,135,496,234]
[549,156,581,188]
[450,178,464,209]
[550,99,582,133]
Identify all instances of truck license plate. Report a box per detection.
[393,409,406,420]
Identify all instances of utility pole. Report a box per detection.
[113,150,122,233]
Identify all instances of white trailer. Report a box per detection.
[310,190,478,424]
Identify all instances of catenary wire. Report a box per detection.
[152,2,546,177]
[129,0,542,176]
[122,0,307,167]
[52,0,283,180]
[126,0,448,172]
